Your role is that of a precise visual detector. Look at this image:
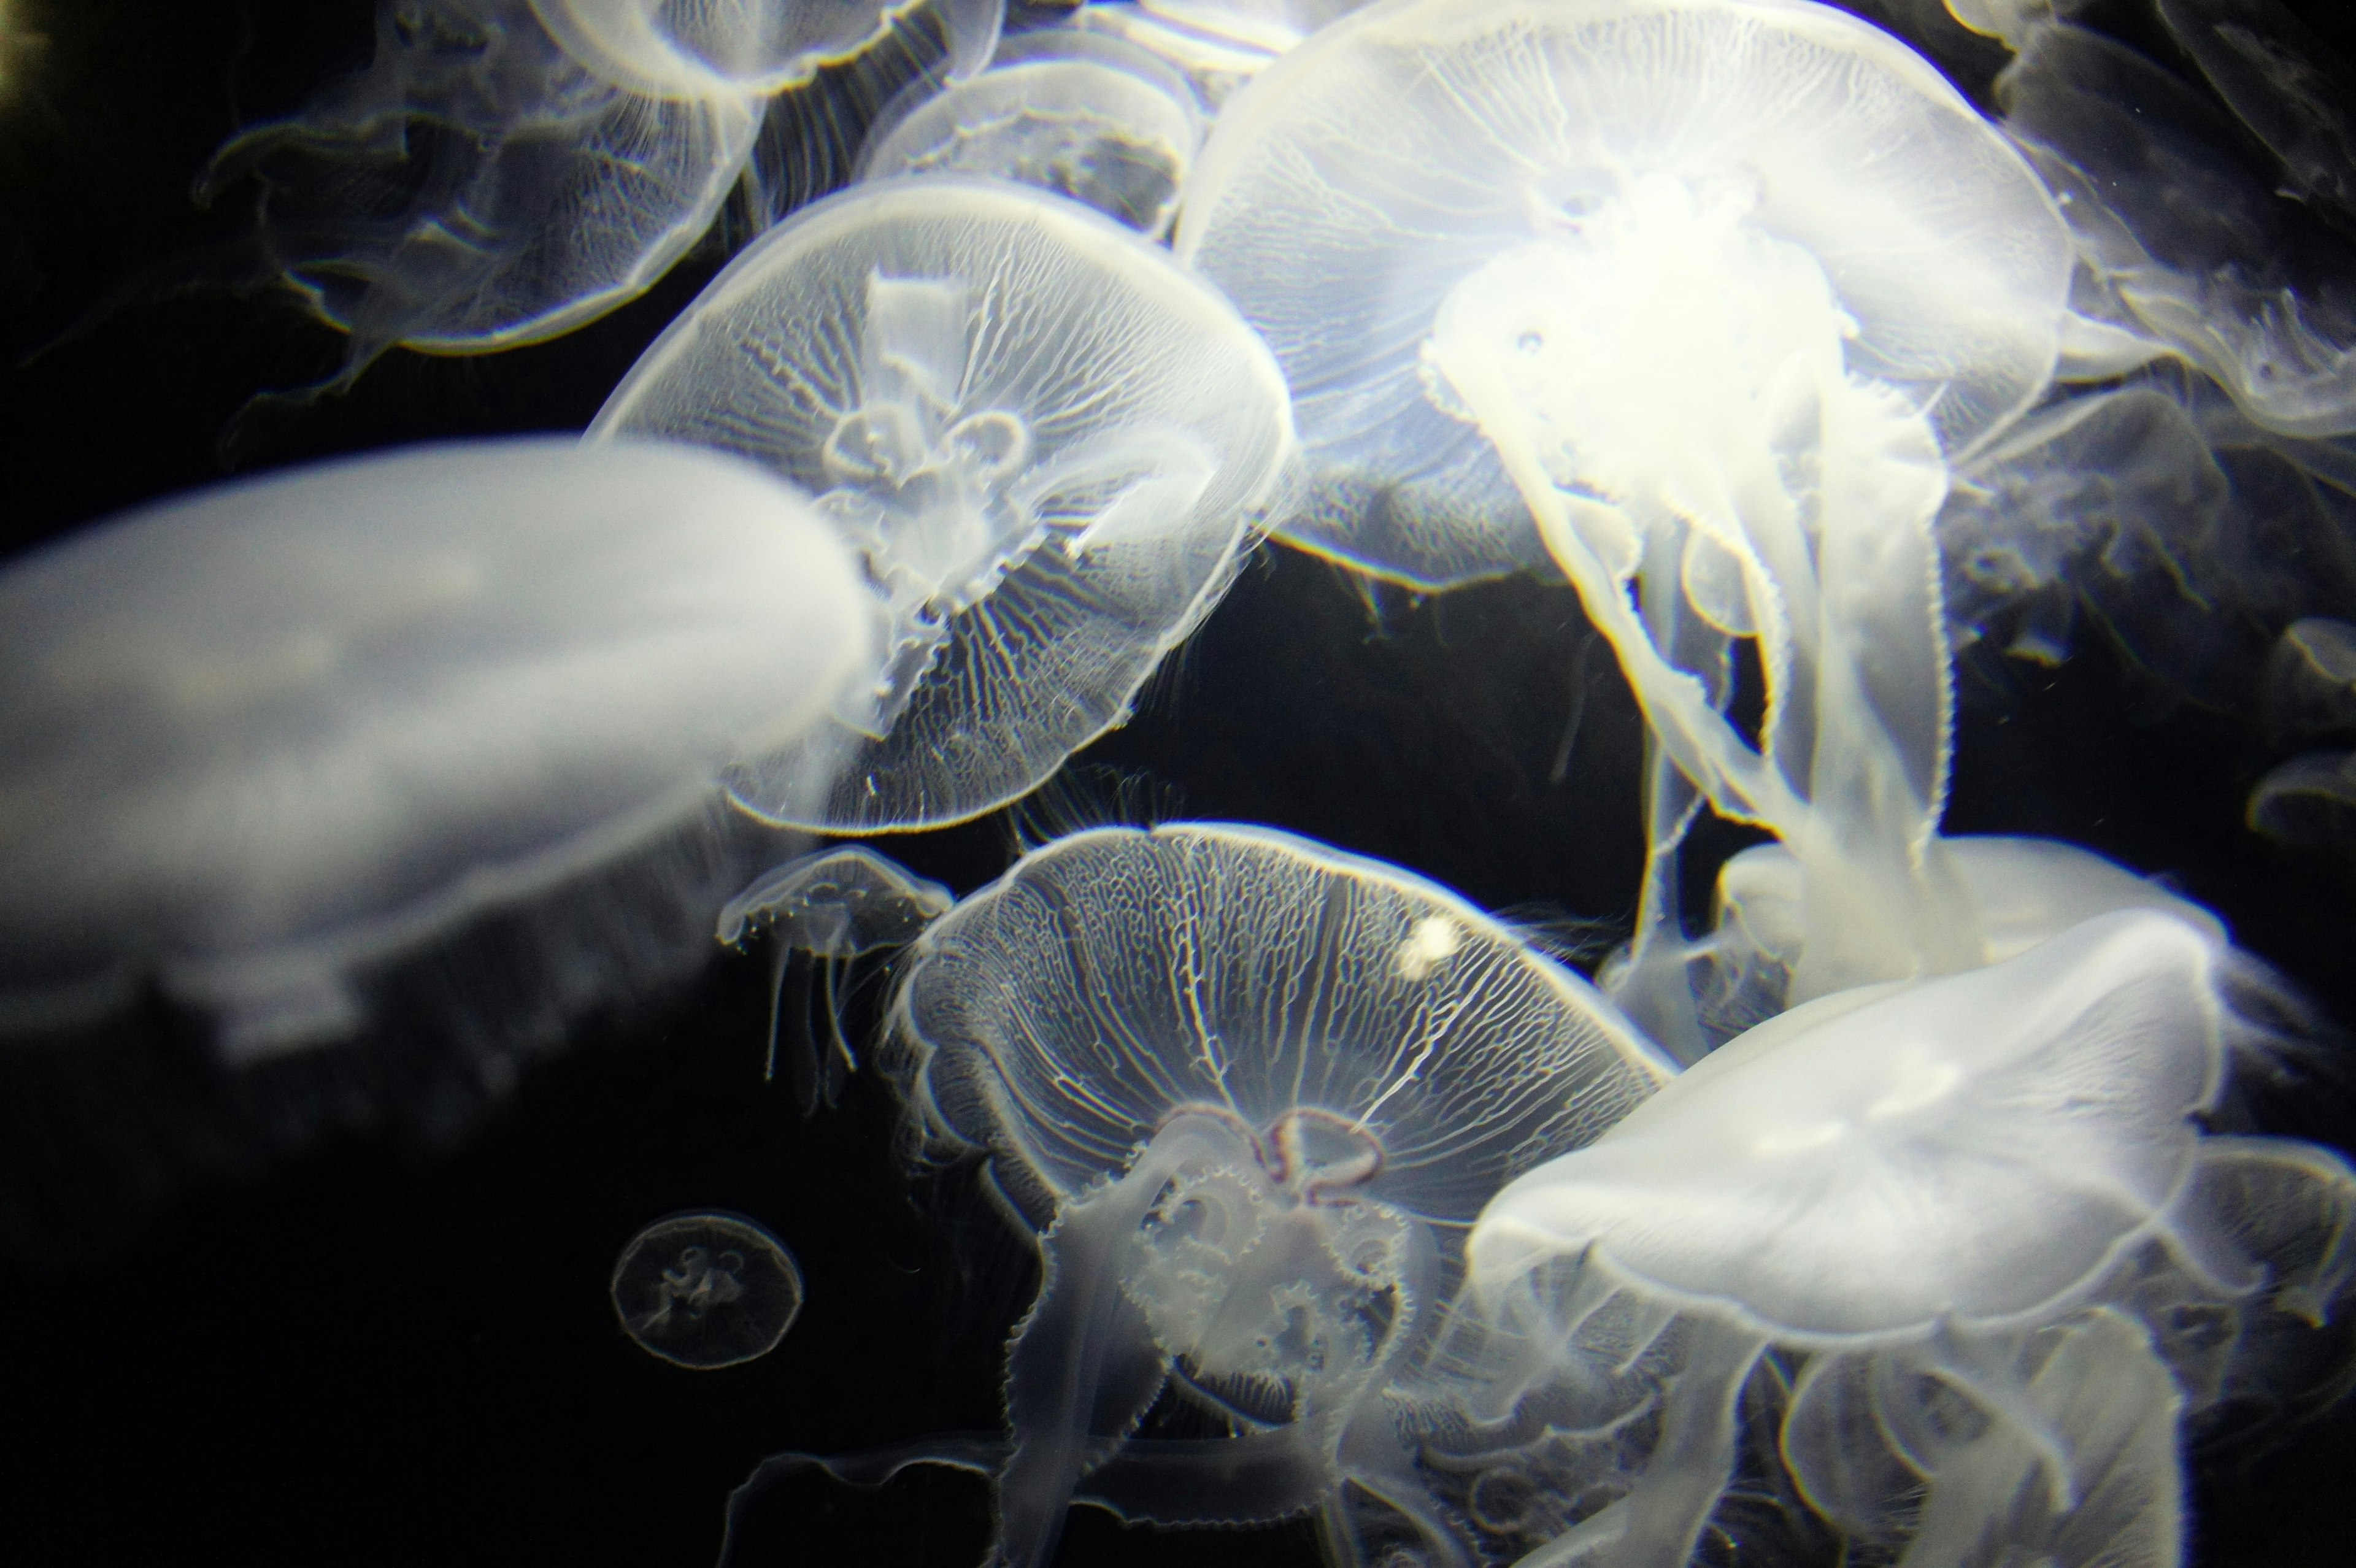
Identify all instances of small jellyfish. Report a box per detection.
[853,823,1670,1566]
[2264,617,2356,744]
[858,26,1204,235]
[0,438,877,1063]
[2247,749,2356,858]
[715,845,953,1113]
[590,177,1294,832]
[612,1210,804,1370]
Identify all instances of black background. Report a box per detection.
[3,2,2354,1564]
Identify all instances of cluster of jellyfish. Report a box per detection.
[10,1,2356,1565]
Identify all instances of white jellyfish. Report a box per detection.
[1178,0,2076,1056]
[590,177,1295,832]
[858,26,1204,236]
[715,844,952,1112]
[0,438,876,1064]
[612,1210,806,1369]
[195,0,1001,409]
[1451,908,2356,1567]
[764,823,1671,1566]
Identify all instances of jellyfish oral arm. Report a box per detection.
[1422,180,1977,996]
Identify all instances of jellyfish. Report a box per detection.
[191,0,1001,413]
[590,177,1295,833]
[715,844,952,1112]
[1996,19,2356,440]
[1177,0,2076,1058]
[2265,617,2356,744]
[2155,0,2356,234]
[0,437,877,1065]
[1071,1,1374,109]
[858,26,1204,236]
[1448,907,2356,1567]
[745,823,1671,1565]
[613,1210,805,1369]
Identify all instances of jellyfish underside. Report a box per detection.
[988,1106,1438,1566]
[1423,163,1967,1018]
[715,845,951,1112]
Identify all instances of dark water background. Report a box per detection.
[4,2,2355,1563]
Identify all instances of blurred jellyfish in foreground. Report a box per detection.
[858,26,1204,236]
[1180,0,2075,1060]
[726,823,1671,1564]
[1439,908,2356,1566]
[614,1210,804,1370]
[193,0,1001,409]
[591,177,1295,832]
[715,844,952,1112]
[0,438,876,1065]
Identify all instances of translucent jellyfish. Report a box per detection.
[2265,617,2356,744]
[590,178,1295,832]
[858,27,1204,236]
[2248,750,2356,858]
[715,845,952,1113]
[1998,21,2356,439]
[2157,0,2356,232]
[612,1210,804,1369]
[1673,834,2227,1049]
[0,438,877,1061]
[1180,0,2074,1056]
[1073,1,1374,109]
[193,0,1000,410]
[1452,909,2356,1567]
[761,823,1669,1565]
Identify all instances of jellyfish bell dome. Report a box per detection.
[1470,908,2236,1345]
[528,0,1003,100]
[857,25,1205,236]
[591,178,1296,833]
[0,438,877,1059]
[1175,0,2074,590]
[894,821,1673,1229]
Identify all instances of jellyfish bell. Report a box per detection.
[527,0,1002,100]
[715,844,953,1112]
[857,26,1205,236]
[0,437,877,1067]
[1455,907,2353,1568]
[590,177,1295,834]
[1073,1,1375,109]
[847,822,1670,1564]
[612,1210,806,1370]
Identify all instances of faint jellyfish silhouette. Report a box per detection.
[716,845,953,1113]
[2265,617,2356,744]
[590,177,1294,833]
[1999,21,2356,439]
[858,26,1204,235]
[613,1211,804,1370]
